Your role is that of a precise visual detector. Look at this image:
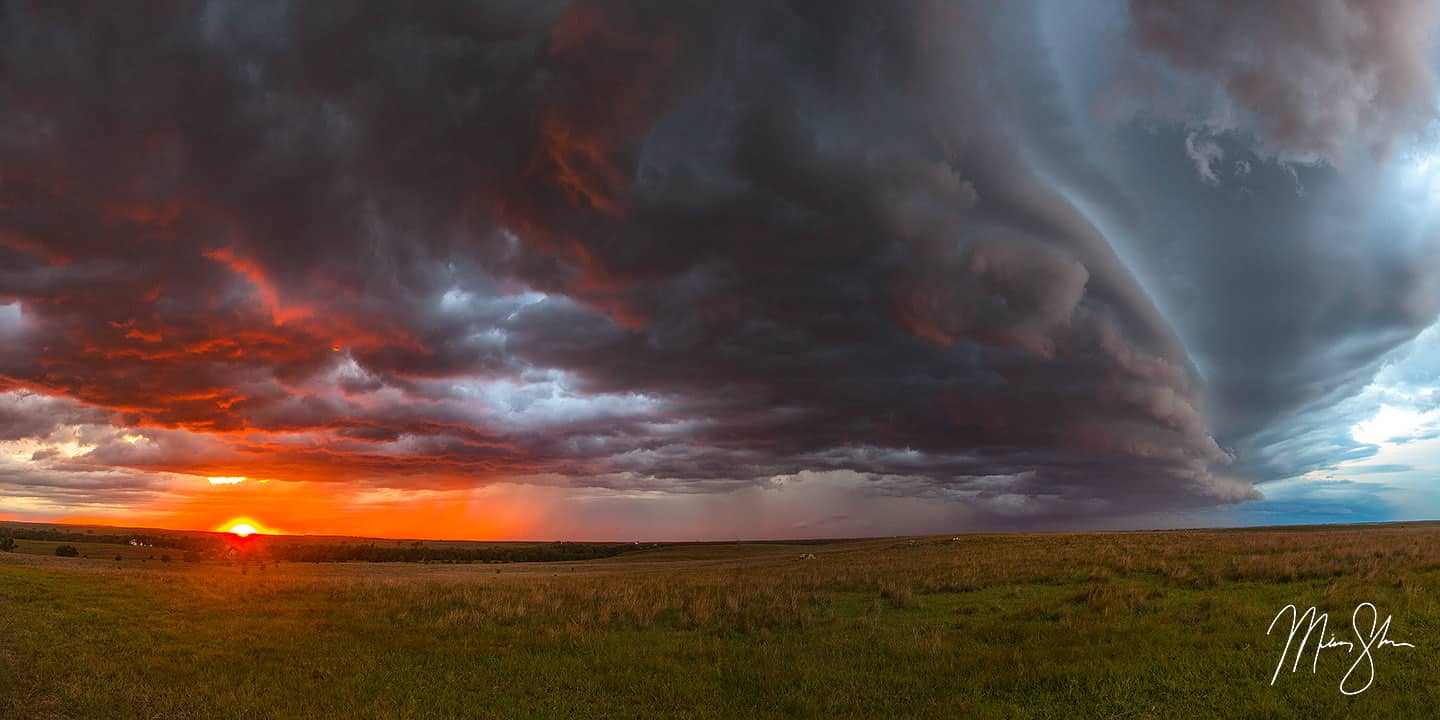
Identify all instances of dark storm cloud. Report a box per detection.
[1126,0,1440,163]
[0,0,1261,523]
[1081,125,1440,482]
[1010,0,1440,497]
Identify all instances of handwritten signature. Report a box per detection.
[1267,602,1415,695]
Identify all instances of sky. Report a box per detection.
[3,1,1440,540]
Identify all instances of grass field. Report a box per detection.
[3,524,1439,718]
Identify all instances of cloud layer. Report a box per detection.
[5,0,1440,535]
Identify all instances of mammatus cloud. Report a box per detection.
[1127,0,1440,164]
[19,0,1440,536]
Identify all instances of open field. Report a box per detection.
[4,524,1440,718]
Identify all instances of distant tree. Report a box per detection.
[55,545,80,557]
[114,554,123,561]
[161,554,172,563]
[0,532,15,552]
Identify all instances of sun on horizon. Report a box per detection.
[218,518,271,538]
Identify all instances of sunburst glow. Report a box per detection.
[218,518,271,537]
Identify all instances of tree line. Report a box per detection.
[1,524,843,564]
[265,541,663,564]
[0,526,208,551]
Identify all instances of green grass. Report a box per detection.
[4,525,1440,718]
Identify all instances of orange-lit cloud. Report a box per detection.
[203,247,314,326]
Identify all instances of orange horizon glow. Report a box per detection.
[34,480,555,542]
[37,513,530,542]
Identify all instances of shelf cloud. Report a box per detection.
[3,0,1440,537]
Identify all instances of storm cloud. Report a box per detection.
[4,0,1440,535]
[1126,0,1440,163]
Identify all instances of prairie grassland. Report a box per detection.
[4,525,1440,718]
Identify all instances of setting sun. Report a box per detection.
[218,518,272,537]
